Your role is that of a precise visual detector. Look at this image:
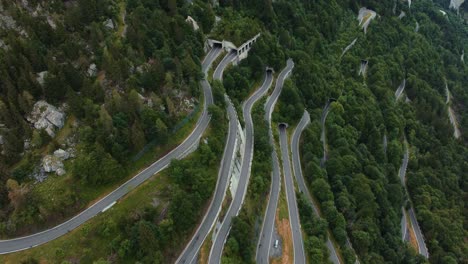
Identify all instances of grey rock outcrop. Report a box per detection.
[42,148,72,176]
[87,64,97,76]
[54,148,70,160]
[36,71,48,86]
[27,101,65,137]
[42,155,64,174]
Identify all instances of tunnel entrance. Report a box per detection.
[212,42,222,49]
[279,123,288,129]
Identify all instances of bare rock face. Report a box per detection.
[27,101,65,137]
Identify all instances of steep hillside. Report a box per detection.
[0,0,208,237]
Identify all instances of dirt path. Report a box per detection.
[272,217,293,264]
[407,213,419,252]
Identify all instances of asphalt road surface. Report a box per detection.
[401,207,408,241]
[320,100,332,167]
[213,51,236,81]
[279,124,306,264]
[176,46,237,264]
[399,140,429,258]
[408,208,429,258]
[176,72,240,263]
[209,68,274,264]
[0,47,222,255]
[398,140,409,184]
[256,59,294,264]
[291,111,341,264]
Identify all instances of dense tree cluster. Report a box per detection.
[219,0,467,263]
[297,193,334,263]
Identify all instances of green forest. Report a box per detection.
[0,0,466,263]
[219,0,467,263]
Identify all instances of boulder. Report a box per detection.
[27,101,65,137]
[54,148,70,160]
[88,64,97,76]
[42,155,64,173]
[46,109,65,128]
[56,168,66,176]
[36,71,48,86]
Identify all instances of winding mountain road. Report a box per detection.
[256,59,294,264]
[0,47,223,255]
[401,207,408,241]
[279,123,306,264]
[291,111,342,264]
[213,51,236,81]
[320,100,332,167]
[399,139,429,258]
[408,208,429,258]
[176,54,240,264]
[208,66,274,264]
